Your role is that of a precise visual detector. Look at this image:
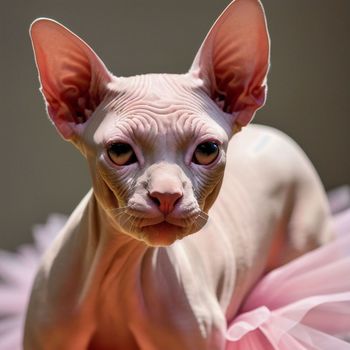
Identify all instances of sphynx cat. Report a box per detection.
[24,0,332,349]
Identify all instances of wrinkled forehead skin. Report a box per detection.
[80,73,232,158]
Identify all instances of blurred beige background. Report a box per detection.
[0,0,349,250]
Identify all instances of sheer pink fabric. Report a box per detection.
[226,208,350,349]
[0,215,67,350]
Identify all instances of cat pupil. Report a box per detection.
[110,143,132,155]
[197,142,218,155]
[192,141,219,165]
[107,143,137,166]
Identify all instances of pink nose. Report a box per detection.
[149,191,183,214]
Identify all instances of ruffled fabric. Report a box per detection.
[0,215,67,350]
[226,208,350,349]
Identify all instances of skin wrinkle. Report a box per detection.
[96,157,134,212]
[100,238,143,294]
[89,162,119,213]
[107,85,147,114]
[173,113,191,147]
[109,74,228,123]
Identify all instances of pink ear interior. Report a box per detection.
[30,19,112,139]
[190,0,270,127]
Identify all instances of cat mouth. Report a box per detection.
[140,221,188,246]
[113,207,209,246]
[138,212,208,246]
[144,221,182,231]
[141,217,186,228]
[141,219,186,234]
[139,210,208,227]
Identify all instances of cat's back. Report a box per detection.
[210,123,330,277]
[204,123,311,268]
[227,124,310,178]
[214,123,330,244]
[222,123,326,203]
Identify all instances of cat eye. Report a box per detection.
[107,143,137,166]
[192,141,220,165]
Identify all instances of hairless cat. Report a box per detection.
[24,0,334,348]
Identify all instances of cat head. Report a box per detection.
[30,0,270,246]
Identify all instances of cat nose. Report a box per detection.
[149,190,183,215]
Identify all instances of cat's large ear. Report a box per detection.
[30,18,112,140]
[190,0,270,129]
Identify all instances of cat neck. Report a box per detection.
[44,190,151,319]
[76,190,150,298]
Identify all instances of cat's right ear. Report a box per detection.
[189,0,270,130]
[30,18,112,140]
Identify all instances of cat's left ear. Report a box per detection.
[189,0,270,129]
[30,18,113,140]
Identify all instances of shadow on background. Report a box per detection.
[0,0,349,250]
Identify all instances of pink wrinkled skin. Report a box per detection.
[23,0,337,349]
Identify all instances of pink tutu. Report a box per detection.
[226,207,350,349]
[0,215,67,350]
[0,196,350,349]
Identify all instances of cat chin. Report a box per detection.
[139,222,190,247]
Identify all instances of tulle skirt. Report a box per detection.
[226,206,350,349]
